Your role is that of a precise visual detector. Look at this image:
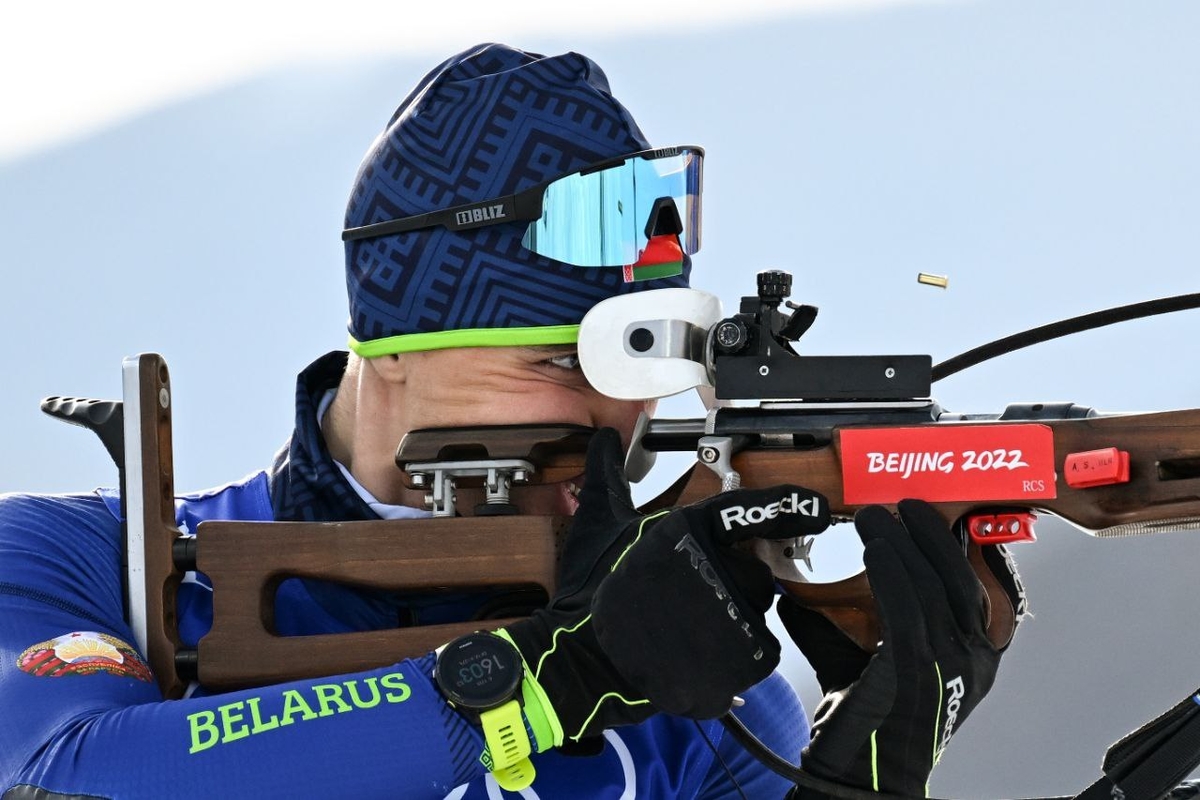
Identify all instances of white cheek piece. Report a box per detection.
[578,288,723,401]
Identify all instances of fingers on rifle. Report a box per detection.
[896,499,986,635]
[703,484,830,544]
[720,546,777,616]
[856,505,952,647]
[776,595,872,693]
[855,504,945,595]
[579,427,638,523]
[861,536,927,661]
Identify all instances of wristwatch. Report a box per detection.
[435,632,535,790]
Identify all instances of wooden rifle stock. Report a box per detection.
[132,356,574,696]
[189,517,566,691]
[130,356,1200,698]
[661,409,1200,654]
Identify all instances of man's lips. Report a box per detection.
[560,477,582,515]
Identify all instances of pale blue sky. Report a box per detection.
[2,1,1198,792]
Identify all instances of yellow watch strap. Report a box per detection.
[480,699,535,791]
[494,628,561,749]
[491,759,536,793]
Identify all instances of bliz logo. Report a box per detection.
[718,492,820,531]
[454,204,506,227]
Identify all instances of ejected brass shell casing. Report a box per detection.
[918,272,949,289]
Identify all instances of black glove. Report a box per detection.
[777,598,874,698]
[782,500,1021,797]
[501,428,830,749]
[591,473,830,719]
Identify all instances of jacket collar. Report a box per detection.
[268,351,377,522]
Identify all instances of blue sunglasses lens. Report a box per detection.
[521,148,703,267]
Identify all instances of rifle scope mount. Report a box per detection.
[710,269,933,402]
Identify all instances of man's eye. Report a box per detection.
[546,353,581,371]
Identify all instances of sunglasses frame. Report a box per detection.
[341,144,704,244]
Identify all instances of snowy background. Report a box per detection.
[2,0,1198,793]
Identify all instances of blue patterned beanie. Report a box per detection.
[343,44,693,356]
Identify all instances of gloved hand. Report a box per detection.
[500,427,831,750]
[780,500,1024,798]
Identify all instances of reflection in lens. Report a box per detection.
[522,150,702,267]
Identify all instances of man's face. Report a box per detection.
[394,344,653,515]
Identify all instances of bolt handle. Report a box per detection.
[697,435,742,491]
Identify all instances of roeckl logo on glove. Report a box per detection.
[938,675,966,756]
[674,534,760,656]
[718,492,821,531]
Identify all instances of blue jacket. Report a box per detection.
[0,352,808,799]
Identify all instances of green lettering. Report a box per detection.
[247,696,280,733]
[346,677,382,709]
[218,700,250,744]
[313,683,352,717]
[381,672,411,704]
[280,689,318,724]
[187,709,220,754]
[187,680,402,754]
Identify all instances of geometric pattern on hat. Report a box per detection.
[343,43,691,354]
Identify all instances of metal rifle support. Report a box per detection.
[40,355,179,693]
[120,354,181,695]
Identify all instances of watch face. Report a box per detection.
[436,633,523,711]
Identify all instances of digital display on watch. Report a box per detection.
[435,632,523,711]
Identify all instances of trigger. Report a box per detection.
[789,536,815,573]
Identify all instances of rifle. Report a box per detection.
[45,271,1200,797]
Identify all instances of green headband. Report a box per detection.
[348,324,581,358]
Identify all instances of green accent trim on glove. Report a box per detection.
[494,629,562,751]
[548,616,653,743]
[929,660,947,798]
[933,661,945,767]
[502,615,657,745]
[607,510,670,573]
[531,616,590,679]
[870,730,879,791]
[572,690,652,743]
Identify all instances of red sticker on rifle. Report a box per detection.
[840,424,1057,504]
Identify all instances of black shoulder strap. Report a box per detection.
[1073,689,1200,800]
[722,686,1200,800]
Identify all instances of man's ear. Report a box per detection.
[365,352,409,385]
